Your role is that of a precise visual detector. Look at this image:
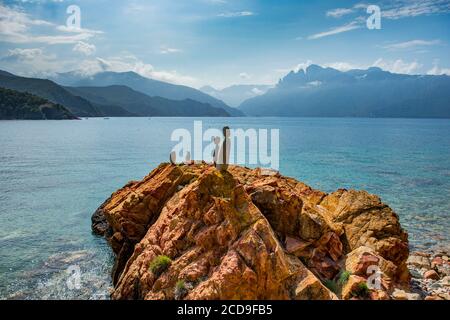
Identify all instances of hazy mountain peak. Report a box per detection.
[200,84,272,108]
[199,85,217,91]
[367,66,383,72]
[305,64,324,73]
[51,70,243,116]
[240,67,450,118]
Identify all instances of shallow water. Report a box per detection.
[0,117,449,299]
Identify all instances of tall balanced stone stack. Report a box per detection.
[92,162,416,300]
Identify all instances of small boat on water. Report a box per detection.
[104,117,110,120]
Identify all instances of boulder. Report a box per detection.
[92,163,411,300]
[111,167,329,299]
[343,246,398,293]
[345,246,397,278]
[294,271,338,300]
[341,275,369,300]
[319,190,409,269]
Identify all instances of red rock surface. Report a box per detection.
[92,163,410,300]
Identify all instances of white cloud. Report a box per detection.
[324,62,360,71]
[0,47,62,77]
[383,39,441,50]
[326,1,450,21]
[6,48,43,60]
[56,25,103,35]
[218,11,254,18]
[381,0,450,19]
[307,21,361,40]
[77,55,198,86]
[326,8,354,18]
[73,41,96,56]
[32,33,97,44]
[427,61,450,75]
[0,4,102,44]
[251,87,264,95]
[239,72,250,79]
[160,46,182,54]
[1,48,199,86]
[293,60,313,72]
[0,4,52,42]
[427,65,450,75]
[372,58,422,74]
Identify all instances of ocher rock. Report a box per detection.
[92,163,410,300]
[425,295,444,300]
[341,275,368,300]
[369,290,390,300]
[406,293,421,300]
[294,272,338,300]
[344,246,397,291]
[423,270,440,280]
[392,288,408,300]
[319,190,409,274]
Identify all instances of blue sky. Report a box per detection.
[0,0,449,88]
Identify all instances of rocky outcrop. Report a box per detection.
[93,163,411,300]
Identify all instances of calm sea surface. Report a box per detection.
[0,117,449,299]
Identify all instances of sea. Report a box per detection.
[0,117,449,299]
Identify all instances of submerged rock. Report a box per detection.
[93,163,411,300]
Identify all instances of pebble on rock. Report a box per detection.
[407,255,431,269]
[392,289,408,300]
[423,270,440,280]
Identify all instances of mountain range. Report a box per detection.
[238,64,450,118]
[65,85,229,117]
[52,71,244,116]
[2,65,450,120]
[0,70,238,118]
[200,84,272,107]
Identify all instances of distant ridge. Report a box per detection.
[65,85,230,117]
[0,70,233,117]
[0,87,77,120]
[200,84,271,108]
[239,65,450,118]
[0,71,105,117]
[52,71,244,116]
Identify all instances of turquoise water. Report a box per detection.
[0,117,449,299]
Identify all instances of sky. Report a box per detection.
[0,0,449,88]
